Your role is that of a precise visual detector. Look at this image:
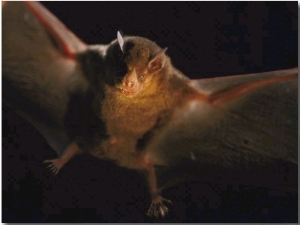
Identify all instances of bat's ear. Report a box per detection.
[117,31,124,53]
[148,47,168,74]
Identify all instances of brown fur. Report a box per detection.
[87,36,198,170]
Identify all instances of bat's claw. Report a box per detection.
[146,196,172,218]
[43,158,65,175]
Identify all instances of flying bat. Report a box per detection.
[2,1,298,219]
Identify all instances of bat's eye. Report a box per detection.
[139,75,145,80]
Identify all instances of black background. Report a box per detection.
[42,1,297,78]
[2,1,298,223]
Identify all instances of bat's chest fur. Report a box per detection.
[102,93,166,138]
[98,87,175,168]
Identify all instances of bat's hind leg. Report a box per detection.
[141,155,172,217]
[43,142,82,175]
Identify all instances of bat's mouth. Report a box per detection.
[117,87,138,97]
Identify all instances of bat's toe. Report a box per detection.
[146,196,172,218]
[43,158,65,175]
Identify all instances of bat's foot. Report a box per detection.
[43,158,66,175]
[43,142,81,175]
[146,195,172,218]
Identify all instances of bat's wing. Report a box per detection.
[3,1,297,196]
[149,68,298,191]
[2,2,89,154]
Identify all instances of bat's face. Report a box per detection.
[104,36,167,98]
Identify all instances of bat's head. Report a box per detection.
[104,32,168,98]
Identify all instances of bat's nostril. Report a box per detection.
[128,81,135,87]
[124,80,135,88]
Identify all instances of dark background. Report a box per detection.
[2,1,298,223]
[43,1,297,78]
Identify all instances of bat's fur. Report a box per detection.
[3,2,297,219]
[54,35,201,217]
[77,36,197,169]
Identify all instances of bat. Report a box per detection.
[2,1,297,221]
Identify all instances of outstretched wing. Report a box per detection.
[3,0,297,198]
[2,1,90,154]
[149,68,298,191]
